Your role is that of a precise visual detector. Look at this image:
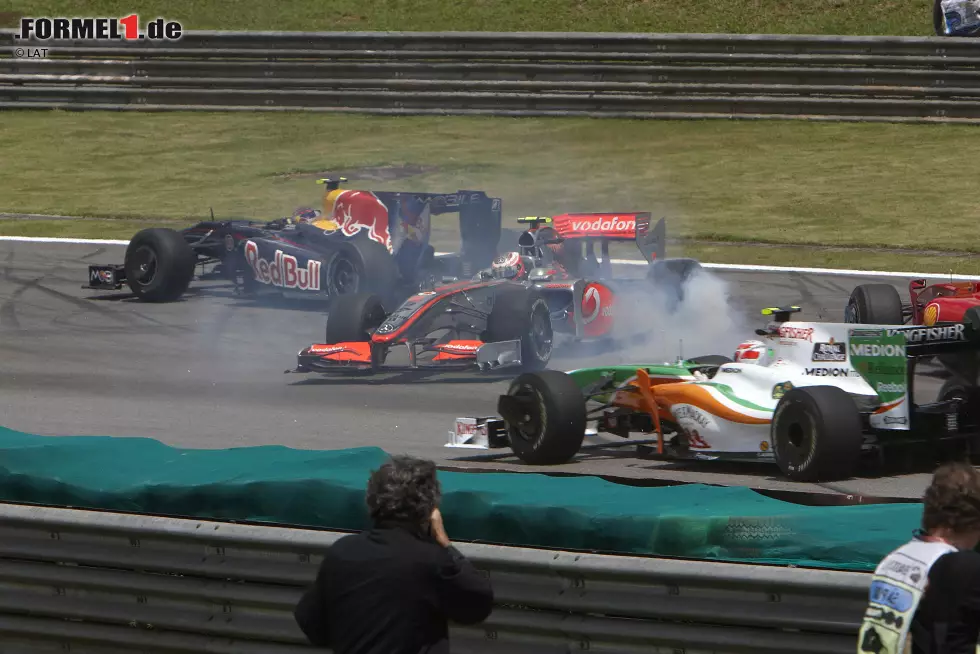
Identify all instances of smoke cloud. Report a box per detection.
[568,266,756,366]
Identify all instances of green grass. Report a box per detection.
[0,0,936,36]
[1,111,978,274]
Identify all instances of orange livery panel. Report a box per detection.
[431,340,484,361]
[306,342,373,363]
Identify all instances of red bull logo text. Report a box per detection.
[329,190,392,252]
[244,241,321,291]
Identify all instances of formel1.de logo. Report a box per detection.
[16,15,183,41]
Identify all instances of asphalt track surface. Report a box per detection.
[0,241,954,500]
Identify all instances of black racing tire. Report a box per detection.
[938,378,980,462]
[498,370,587,465]
[844,283,904,325]
[771,385,863,482]
[935,0,946,35]
[647,257,702,285]
[123,228,196,303]
[939,378,979,404]
[325,293,387,343]
[485,287,553,371]
[964,306,980,333]
[939,378,980,421]
[325,239,399,301]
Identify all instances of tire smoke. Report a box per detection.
[603,266,756,365]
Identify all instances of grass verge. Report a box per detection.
[0,0,935,36]
[1,110,978,275]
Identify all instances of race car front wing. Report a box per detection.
[290,338,524,374]
[84,264,127,291]
[447,417,509,449]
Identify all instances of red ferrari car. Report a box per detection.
[290,212,702,374]
[846,279,980,328]
[846,279,980,401]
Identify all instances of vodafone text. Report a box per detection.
[438,343,481,352]
[569,217,635,234]
[309,345,348,355]
[17,16,182,41]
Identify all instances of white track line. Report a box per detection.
[0,236,129,245]
[0,235,976,281]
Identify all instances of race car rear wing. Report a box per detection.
[375,189,502,276]
[315,178,502,274]
[880,322,980,357]
[530,212,666,264]
[847,322,980,391]
[550,212,642,240]
[635,214,667,263]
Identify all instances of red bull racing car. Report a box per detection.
[83,178,502,307]
[290,212,704,374]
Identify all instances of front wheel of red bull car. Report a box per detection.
[123,228,197,303]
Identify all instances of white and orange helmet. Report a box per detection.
[734,340,771,366]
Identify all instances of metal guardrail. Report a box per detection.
[2,30,980,121]
[0,502,871,653]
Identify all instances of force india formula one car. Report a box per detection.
[291,213,703,375]
[84,178,502,307]
[446,305,980,482]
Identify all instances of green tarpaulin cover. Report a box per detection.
[0,425,920,571]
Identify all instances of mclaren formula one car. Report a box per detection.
[446,305,980,482]
[83,178,502,307]
[291,212,703,375]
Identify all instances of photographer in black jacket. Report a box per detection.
[294,455,494,653]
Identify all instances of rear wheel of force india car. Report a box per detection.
[497,370,587,465]
[124,228,196,303]
[485,288,553,371]
[771,386,863,481]
[845,284,904,325]
[325,293,387,343]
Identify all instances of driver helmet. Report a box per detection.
[734,340,771,366]
[291,207,322,223]
[491,252,531,280]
